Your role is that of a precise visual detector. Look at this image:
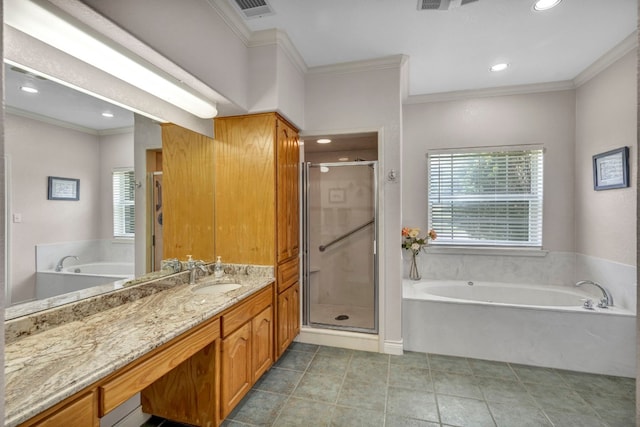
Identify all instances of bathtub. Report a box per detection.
[36,262,135,300]
[403,280,636,377]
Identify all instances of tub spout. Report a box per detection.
[55,255,79,272]
[576,280,613,308]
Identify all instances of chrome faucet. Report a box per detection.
[576,280,614,308]
[185,255,208,285]
[55,255,79,272]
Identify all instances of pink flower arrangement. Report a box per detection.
[402,227,437,254]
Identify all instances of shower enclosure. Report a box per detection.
[303,161,378,333]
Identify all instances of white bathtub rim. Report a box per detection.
[403,279,635,317]
[43,262,135,278]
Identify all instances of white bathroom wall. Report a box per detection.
[305,56,406,353]
[98,130,134,239]
[575,49,637,266]
[5,114,101,303]
[403,89,576,253]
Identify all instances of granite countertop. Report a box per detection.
[4,267,274,427]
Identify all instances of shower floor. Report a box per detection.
[309,303,375,330]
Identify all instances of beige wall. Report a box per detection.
[576,49,638,266]
[403,90,577,252]
[5,114,101,302]
[305,59,405,351]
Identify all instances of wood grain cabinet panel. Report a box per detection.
[252,306,273,381]
[277,282,300,357]
[214,112,301,363]
[221,322,252,419]
[28,391,98,427]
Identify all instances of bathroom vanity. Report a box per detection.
[4,266,281,427]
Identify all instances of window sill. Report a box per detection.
[425,246,548,257]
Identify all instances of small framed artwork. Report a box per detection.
[48,176,80,201]
[329,188,345,203]
[593,147,630,191]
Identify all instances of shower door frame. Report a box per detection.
[302,161,379,334]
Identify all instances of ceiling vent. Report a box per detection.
[418,0,478,10]
[233,0,274,19]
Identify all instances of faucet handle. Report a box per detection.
[597,298,610,309]
[583,299,595,310]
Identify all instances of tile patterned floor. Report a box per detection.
[145,342,636,427]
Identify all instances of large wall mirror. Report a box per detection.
[3,61,169,317]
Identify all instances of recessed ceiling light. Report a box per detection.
[317,138,331,144]
[338,157,349,161]
[102,112,114,118]
[490,63,509,72]
[20,86,38,94]
[533,0,562,11]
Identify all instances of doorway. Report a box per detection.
[302,132,379,334]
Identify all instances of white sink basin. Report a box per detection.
[192,282,242,295]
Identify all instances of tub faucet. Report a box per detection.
[55,255,79,272]
[576,280,614,308]
[185,255,208,285]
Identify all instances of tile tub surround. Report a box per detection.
[4,265,274,427]
[211,344,635,427]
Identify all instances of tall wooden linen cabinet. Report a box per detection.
[214,112,300,360]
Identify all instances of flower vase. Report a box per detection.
[409,251,421,280]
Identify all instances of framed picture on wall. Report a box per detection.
[593,147,629,191]
[48,176,80,200]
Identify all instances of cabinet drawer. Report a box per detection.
[99,318,220,416]
[222,286,272,338]
[277,257,299,293]
[31,391,97,427]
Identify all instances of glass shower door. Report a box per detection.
[304,161,377,333]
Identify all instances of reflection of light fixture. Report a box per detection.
[320,166,330,173]
[102,112,114,118]
[317,138,331,144]
[5,0,217,118]
[338,157,349,161]
[20,86,38,93]
[533,0,562,11]
[490,63,509,72]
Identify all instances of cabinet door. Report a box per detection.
[221,322,252,419]
[277,282,300,357]
[32,391,98,427]
[252,306,273,381]
[276,118,300,263]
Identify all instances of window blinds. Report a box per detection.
[428,147,543,247]
[113,168,135,238]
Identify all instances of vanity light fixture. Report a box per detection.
[317,138,332,144]
[320,166,330,173]
[5,0,218,118]
[20,86,38,94]
[533,0,562,11]
[490,63,509,72]
[102,112,114,118]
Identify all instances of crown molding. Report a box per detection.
[205,0,252,46]
[249,29,308,74]
[573,31,638,87]
[405,80,576,104]
[6,106,134,136]
[307,54,409,76]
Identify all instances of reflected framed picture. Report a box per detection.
[48,176,80,200]
[593,147,629,191]
[329,188,345,203]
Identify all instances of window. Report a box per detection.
[428,146,543,247]
[113,168,135,238]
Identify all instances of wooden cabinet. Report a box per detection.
[277,282,300,356]
[162,123,216,261]
[220,285,274,419]
[24,391,98,427]
[214,112,300,361]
